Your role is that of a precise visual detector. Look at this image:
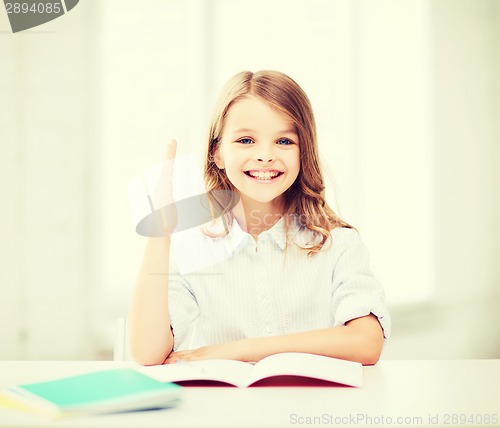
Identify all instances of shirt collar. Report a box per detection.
[222,214,308,253]
[264,216,288,250]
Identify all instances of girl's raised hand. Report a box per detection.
[129,139,178,364]
[165,138,177,161]
[151,138,178,235]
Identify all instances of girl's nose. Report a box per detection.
[255,142,276,163]
[256,148,275,163]
[257,157,274,163]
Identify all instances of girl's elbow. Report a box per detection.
[131,348,171,366]
[130,337,174,366]
[359,347,382,366]
[346,314,385,365]
[359,335,384,366]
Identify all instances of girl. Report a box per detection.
[129,70,390,366]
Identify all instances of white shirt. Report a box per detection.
[168,217,391,351]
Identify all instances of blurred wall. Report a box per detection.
[0,1,100,358]
[383,0,500,359]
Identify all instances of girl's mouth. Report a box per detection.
[244,170,284,181]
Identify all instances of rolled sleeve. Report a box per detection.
[168,264,200,351]
[331,229,391,340]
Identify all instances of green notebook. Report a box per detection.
[6,368,182,417]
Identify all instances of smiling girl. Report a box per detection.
[129,70,390,366]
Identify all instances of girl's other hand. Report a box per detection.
[163,339,253,364]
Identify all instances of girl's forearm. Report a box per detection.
[165,314,384,365]
[128,236,174,365]
[243,314,384,365]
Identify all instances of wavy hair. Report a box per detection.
[204,70,352,255]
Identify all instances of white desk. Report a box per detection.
[0,360,499,428]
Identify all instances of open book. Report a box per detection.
[141,352,363,388]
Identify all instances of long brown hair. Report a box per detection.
[204,70,352,254]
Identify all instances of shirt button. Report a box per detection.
[265,326,272,333]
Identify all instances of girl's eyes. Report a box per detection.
[276,138,295,145]
[236,138,296,145]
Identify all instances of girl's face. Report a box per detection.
[216,96,300,208]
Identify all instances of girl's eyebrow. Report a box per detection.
[277,128,298,136]
[230,128,298,136]
[231,128,255,134]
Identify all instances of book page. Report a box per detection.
[244,352,363,387]
[140,359,254,387]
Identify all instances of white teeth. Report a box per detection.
[248,171,280,180]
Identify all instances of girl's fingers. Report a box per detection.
[166,138,177,161]
[164,354,186,364]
